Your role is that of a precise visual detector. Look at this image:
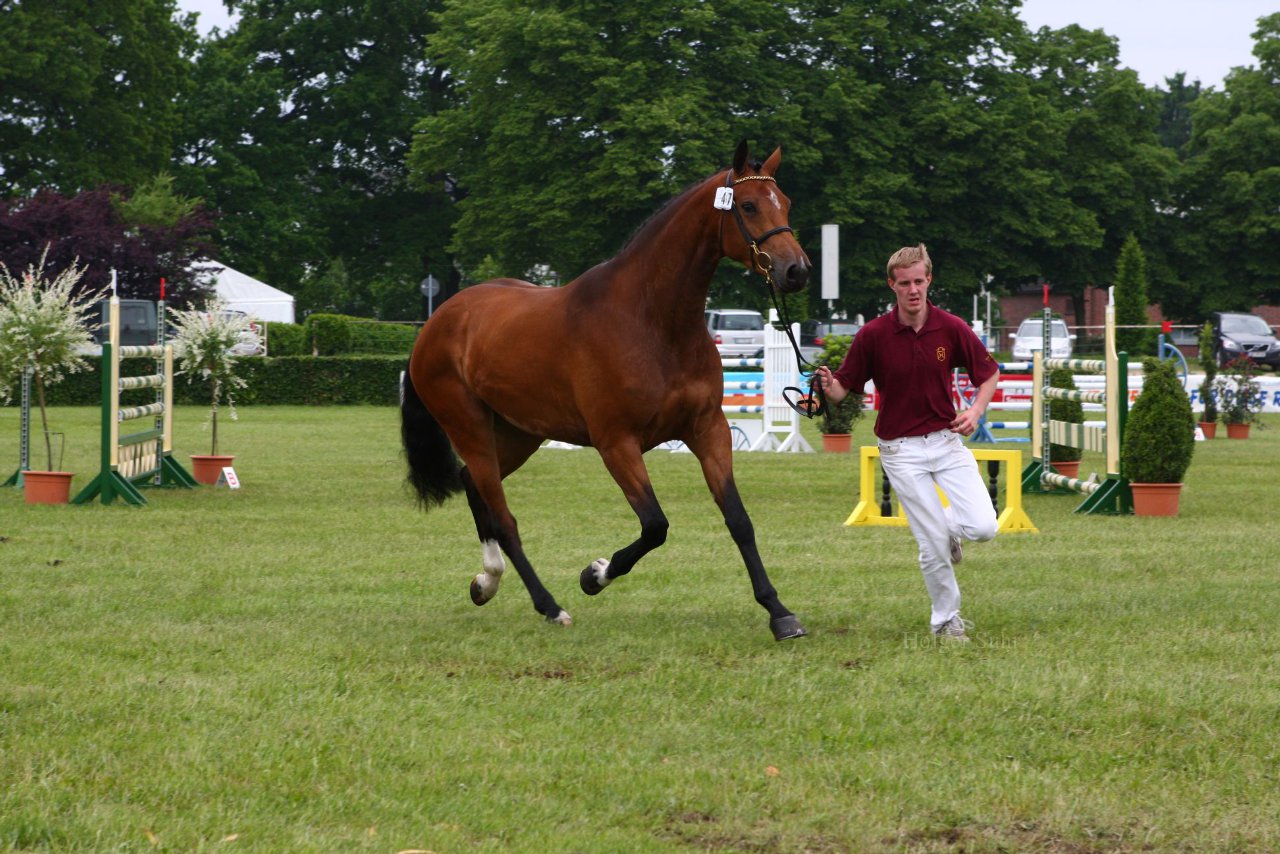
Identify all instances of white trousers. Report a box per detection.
[877,430,999,629]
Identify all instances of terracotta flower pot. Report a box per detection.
[1050,459,1081,480]
[822,433,852,453]
[1225,423,1250,440]
[1130,482,1183,517]
[22,471,74,505]
[190,454,236,485]
[1198,421,1216,440]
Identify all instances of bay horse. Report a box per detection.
[401,141,811,640]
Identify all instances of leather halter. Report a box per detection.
[722,171,793,285]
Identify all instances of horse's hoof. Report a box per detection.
[579,558,611,596]
[546,609,573,626]
[469,576,492,606]
[770,615,808,641]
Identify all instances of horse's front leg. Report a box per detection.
[578,442,669,596]
[686,421,807,641]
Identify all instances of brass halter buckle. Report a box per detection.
[750,243,775,283]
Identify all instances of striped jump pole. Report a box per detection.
[962,362,1033,444]
[1021,297,1132,515]
[72,288,197,506]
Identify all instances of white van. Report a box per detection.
[705,309,765,358]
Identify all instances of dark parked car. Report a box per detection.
[1212,311,1280,368]
[91,299,157,346]
[799,318,862,363]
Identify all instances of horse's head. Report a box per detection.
[718,141,811,293]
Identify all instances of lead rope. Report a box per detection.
[766,284,827,419]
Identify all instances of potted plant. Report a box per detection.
[0,253,103,504]
[1120,357,1196,516]
[1197,321,1218,438]
[815,334,863,451]
[1047,367,1084,480]
[169,299,261,483]
[1215,355,1261,439]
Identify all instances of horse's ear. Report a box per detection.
[761,147,782,176]
[732,140,750,175]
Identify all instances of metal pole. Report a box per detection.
[8,366,34,486]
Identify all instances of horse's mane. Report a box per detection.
[616,157,768,258]
[615,172,720,257]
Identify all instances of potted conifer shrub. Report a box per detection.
[815,334,862,452]
[0,253,102,504]
[169,299,261,484]
[1120,358,1196,516]
[1197,321,1218,438]
[1215,356,1261,440]
[1047,366,1084,480]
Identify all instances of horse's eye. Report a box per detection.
[741,202,757,214]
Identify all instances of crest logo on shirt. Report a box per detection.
[936,346,946,361]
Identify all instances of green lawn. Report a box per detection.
[3,407,1277,852]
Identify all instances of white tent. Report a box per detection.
[194,260,296,323]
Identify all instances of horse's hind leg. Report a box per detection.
[454,420,571,625]
[461,468,507,606]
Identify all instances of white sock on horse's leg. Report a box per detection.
[587,557,612,589]
[473,539,505,599]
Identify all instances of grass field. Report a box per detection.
[3,406,1278,852]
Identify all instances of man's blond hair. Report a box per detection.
[886,244,932,279]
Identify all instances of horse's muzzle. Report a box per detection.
[779,258,811,293]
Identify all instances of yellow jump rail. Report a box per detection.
[845,445,1038,533]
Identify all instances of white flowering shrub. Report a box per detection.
[168,299,261,455]
[0,253,102,471]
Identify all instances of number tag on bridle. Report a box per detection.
[713,186,735,210]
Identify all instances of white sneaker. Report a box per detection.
[949,535,963,565]
[933,614,972,642]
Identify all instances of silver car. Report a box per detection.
[706,309,765,358]
[1010,317,1074,360]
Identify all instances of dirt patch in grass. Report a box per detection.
[660,811,849,853]
[888,820,1153,853]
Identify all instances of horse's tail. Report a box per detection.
[400,370,464,507]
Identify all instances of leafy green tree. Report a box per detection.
[1157,72,1203,154]
[176,0,454,319]
[1010,24,1176,325]
[410,0,1182,330]
[411,0,810,305]
[775,0,1038,320]
[1173,12,1280,313]
[0,0,196,194]
[1113,234,1152,357]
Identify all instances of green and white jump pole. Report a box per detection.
[72,275,196,506]
[1020,286,1133,515]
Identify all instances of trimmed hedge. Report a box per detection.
[263,314,420,356]
[264,321,309,356]
[31,355,407,407]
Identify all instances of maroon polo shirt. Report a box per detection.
[832,301,997,440]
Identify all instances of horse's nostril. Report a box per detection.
[788,263,810,287]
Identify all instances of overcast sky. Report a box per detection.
[175,0,1273,89]
[1018,0,1272,88]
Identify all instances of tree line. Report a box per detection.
[1,0,1277,324]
